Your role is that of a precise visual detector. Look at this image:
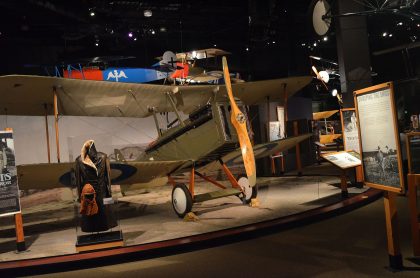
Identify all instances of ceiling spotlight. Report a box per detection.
[128,32,133,38]
[397,22,403,26]
[323,36,328,41]
[389,33,393,37]
[382,32,388,37]
[417,23,420,27]
[246,47,249,51]
[313,42,317,46]
[214,44,217,47]
[151,30,156,35]
[95,42,99,46]
[90,11,95,17]
[159,27,167,32]
[331,89,338,97]
[134,37,137,41]
[144,9,152,17]
[272,41,276,44]
[301,43,306,46]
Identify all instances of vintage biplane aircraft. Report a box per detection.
[61,48,235,85]
[0,57,312,217]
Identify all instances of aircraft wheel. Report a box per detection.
[237,174,258,204]
[171,183,193,218]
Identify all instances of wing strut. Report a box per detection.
[53,87,61,163]
[166,92,185,127]
[44,103,51,163]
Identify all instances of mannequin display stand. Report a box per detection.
[74,140,123,252]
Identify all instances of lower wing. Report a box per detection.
[198,134,312,173]
[16,160,188,190]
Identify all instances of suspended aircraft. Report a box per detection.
[0,57,312,217]
[61,48,235,85]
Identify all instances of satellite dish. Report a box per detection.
[311,0,332,36]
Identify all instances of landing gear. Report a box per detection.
[171,183,193,218]
[237,174,258,204]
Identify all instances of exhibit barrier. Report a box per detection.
[408,174,420,256]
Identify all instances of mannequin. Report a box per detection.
[75,140,116,233]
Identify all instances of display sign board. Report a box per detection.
[0,131,21,216]
[277,106,285,139]
[321,151,361,169]
[269,121,282,141]
[407,132,420,174]
[340,108,360,153]
[354,82,404,193]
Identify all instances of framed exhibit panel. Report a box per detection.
[354,82,404,193]
[321,151,361,169]
[340,108,360,153]
[0,130,21,217]
[407,132,420,174]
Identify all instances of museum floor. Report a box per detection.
[29,193,420,278]
[2,163,419,276]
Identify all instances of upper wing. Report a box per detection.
[313,110,339,120]
[176,48,231,60]
[0,75,311,117]
[227,76,312,105]
[16,160,188,190]
[199,134,312,173]
[0,75,213,117]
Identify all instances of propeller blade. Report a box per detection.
[311,66,329,91]
[222,57,256,187]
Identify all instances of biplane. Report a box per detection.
[0,57,312,217]
[62,48,236,85]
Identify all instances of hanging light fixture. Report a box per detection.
[144,9,152,17]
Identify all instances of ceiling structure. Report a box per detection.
[1,0,420,93]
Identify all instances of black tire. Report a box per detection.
[171,183,193,218]
[236,174,258,204]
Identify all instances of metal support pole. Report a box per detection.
[53,87,60,163]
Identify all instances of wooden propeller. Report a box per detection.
[311,65,328,91]
[222,57,256,187]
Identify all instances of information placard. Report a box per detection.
[321,151,361,169]
[354,82,404,193]
[0,131,21,216]
[340,108,360,153]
